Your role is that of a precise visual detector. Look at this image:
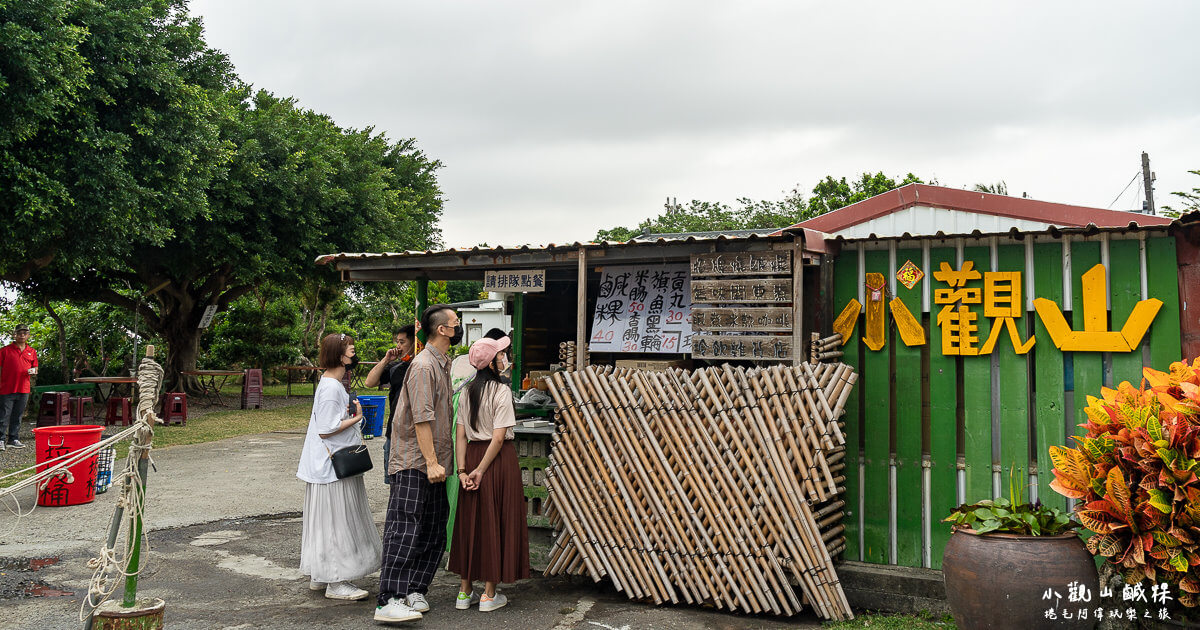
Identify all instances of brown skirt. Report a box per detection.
[448,441,530,584]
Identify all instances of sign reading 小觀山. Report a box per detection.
[484,269,545,293]
[589,264,692,353]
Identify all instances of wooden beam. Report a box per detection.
[793,238,804,367]
[512,293,525,395]
[576,247,587,371]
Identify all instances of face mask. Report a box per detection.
[345,355,360,371]
[447,324,464,346]
[498,356,513,379]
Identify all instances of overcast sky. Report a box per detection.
[189,0,1200,249]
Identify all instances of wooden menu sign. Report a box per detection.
[691,334,794,361]
[691,307,791,332]
[691,278,792,304]
[690,251,792,277]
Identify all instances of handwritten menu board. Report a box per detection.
[589,264,692,353]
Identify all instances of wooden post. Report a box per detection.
[512,292,525,395]
[415,279,429,344]
[576,247,587,371]
[793,238,804,368]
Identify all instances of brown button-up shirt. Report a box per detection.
[388,344,453,475]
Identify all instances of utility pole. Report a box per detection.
[1142,151,1156,215]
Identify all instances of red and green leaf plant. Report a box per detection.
[1050,358,1200,607]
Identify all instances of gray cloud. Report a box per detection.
[191,0,1200,246]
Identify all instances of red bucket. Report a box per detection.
[33,425,104,507]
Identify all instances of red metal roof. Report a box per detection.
[777,184,1172,235]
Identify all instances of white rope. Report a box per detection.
[78,355,163,622]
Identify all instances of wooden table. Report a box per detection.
[73,376,138,407]
[281,366,320,398]
[180,370,243,406]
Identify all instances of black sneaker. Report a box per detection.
[7,439,25,449]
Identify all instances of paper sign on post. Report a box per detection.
[589,264,692,354]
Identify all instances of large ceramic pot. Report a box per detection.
[942,528,1098,630]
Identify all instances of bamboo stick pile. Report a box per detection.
[542,363,857,620]
[810,332,844,364]
[558,341,587,371]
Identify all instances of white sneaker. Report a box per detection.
[479,592,507,612]
[309,580,325,591]
[455,590,481,610]
[375,597,422,623]
[324,581,369,600]
[405,592,430,612]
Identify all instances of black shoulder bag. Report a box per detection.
[324,436,373,479]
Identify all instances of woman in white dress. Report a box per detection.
[296,333,382,600]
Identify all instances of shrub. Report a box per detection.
[1050,358,1200,606]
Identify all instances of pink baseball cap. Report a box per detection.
[468,336,511,370]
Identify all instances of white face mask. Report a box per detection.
[497,355,512,377]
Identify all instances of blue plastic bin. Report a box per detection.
[359,395,387,439]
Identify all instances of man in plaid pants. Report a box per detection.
[375,305,462,624]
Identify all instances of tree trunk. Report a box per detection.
[42,298,71,384]
[160,322,203,396]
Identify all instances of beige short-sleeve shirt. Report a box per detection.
[456,379,516,442]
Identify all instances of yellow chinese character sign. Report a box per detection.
[832,262,1160,356]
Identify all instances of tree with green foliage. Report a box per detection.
[1161,170,1200,218]
[3,2,445,392]
[595,171,924,241]
[1,0,233,283]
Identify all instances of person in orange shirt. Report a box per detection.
[0,324,38,450]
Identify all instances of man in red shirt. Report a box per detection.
[0,324,38,450]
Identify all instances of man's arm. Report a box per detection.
[405,362,446,482]
[363,349,396,388]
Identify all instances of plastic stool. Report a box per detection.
[69,396,96,424]
[38,392,71,427]
[241,368,263,410]
[105,397,133,426]
[161,393,188,426]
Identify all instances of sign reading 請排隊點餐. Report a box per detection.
[589,264,692,354]
[484,269,545,292]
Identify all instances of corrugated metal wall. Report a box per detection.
[832,231,1189,569]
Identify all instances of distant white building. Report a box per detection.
[452,294,511,345]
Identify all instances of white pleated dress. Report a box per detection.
[297,377,382,583]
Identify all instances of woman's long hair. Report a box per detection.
[467,358,512,433]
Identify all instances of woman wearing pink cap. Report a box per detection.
[448,335,529,612]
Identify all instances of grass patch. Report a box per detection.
[824,612,956,629]
[1,401,311,489]
[112,401,312,459]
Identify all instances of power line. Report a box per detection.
[1107,171,1141,209]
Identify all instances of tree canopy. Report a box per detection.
[1,0,444,389]
[1162,170,1200,218]
[595,171,924,241]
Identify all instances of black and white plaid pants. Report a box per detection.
[377,469,449,606]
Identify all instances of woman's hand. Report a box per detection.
[466,469,483,489]
[459,471,477,491]
[353,400,362,416]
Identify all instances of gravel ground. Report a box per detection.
[0,395,308,476]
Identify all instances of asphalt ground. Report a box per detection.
[0,428,822,629]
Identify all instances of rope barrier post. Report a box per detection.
[121,453,150,608]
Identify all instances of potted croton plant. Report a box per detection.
[942,479,1098,630]
[1050,358,1200,621]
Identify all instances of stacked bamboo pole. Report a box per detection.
[810,332,844,364]
[558,341,587,371]
[543,364,857,620]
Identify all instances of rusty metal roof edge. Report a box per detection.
[314,232,795,265]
